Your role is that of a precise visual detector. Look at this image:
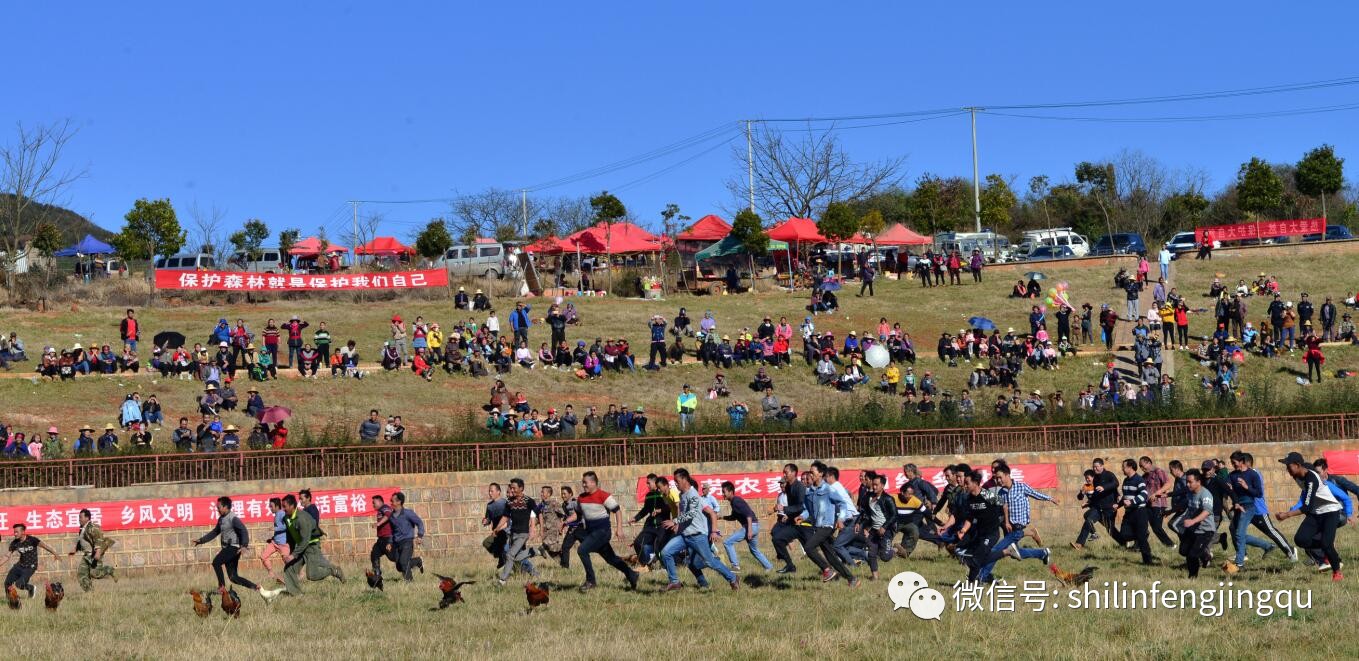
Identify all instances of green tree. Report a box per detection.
[818,201,860,274]
[729,208,768,257]
[858,209,886,236]
[1295,145,1345,220]
[1236,157,1284,218]
[228,218,270,261]
[1028,175,1052,230]
[589,191,627,224]
[277,228,300,267]
[1160,190,1209,238]
[979,174,1017,231]
[30,221,63,256]
[112,198,185,260]
[415,218,454,259]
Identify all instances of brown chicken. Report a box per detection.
[1049,564,1098,586]
[365,569,384,592]
[432,574,474,610]
[44,582,64,610]
[189,590,214,618]
[6,585,20,610]
[525,582,550,613]
[219,587,241,618]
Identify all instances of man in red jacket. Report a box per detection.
[119,309,140,353]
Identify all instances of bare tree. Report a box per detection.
[188,200,229,255]
[543,195,594,234]
[344,212,381,262]
[450,188,536,242]
[726,124,904,220]
[0,120,85,284]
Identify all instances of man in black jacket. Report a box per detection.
[192,496,283,602]
[772,463,807,574]
[1111,459,1158,565]
[1276,452,1344,581]
[1072,458,1120,549]
[857,472,898,579]
[630,474,672,566]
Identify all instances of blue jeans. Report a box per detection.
[833,517,869,564]
[126,339,138,353]
[678,412,694,431]
[723,522,773,570]
[978,526,1044,582]
[662,533,735,585]
[1232,509,1273,564]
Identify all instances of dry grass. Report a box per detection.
[1,248,1358,447]
[9,524,1358,659]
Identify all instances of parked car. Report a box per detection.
[1091,232,1147,256]
[1303,225,1354,242]
[1020,245,1076,261]
[1017,227,1090,258]
[1163,231,1197,256]
[227,247,286,272]
[437,242,509,278]
[153,253,217,271]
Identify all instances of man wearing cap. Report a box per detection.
[221,424,241,451]
[629,407,648,435]
[97,424,119,455]
[73,425,96,454]
[473,288,491,311]
[244,387,265,418]
[454,286,470,310]
[1276,452,1344,581]
[675,384,697,431]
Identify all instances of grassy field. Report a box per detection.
[8,523,1357,659]
[3,246,1359,447]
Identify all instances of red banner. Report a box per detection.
[155,269,449,291]
[1323,450,1359,476]
[1194,218,1324,245]
[635,464,1058,502]
[0,486,398,535]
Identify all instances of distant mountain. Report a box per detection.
[0,194,114,243]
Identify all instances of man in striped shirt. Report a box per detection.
[1112,458,1158,565]
[980,463,1057,582]
[569,471,639,592]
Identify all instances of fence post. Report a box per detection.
[550,441,557,469]
[762,433,769,461]
[899,431,905,456]
[830,432,837,458]
[1187,419,1195,446]
[68,460,75,488]
[319,448,326,477]
[475,444,482,472]
[1042,425,1049,451]
[238,452,244,482]
[622,439,629,466]
[398,446,405,475]
[693,436,699,462]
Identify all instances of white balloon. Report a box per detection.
[864,344,890,369]
[554,296,564,305]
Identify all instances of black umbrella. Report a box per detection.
[152,331,186,350]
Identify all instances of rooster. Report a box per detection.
[219,587,241,618]
[365,569,384,592]
[1049,564,1097,586]
[432,574,474,610]
[44,582,64,610]
[6,585,20,610]
[525,582,550,614]
[189,590,214,618]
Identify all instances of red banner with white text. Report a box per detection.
[635,464,1058,502]
[0,487,398,535]
[1323,450,1359,476]
[1194,218,1324,245]
[155,269,448,291]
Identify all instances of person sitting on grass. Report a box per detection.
[256,345,278,380]
[381,342,402,371]
[515,342,535,369]
[412,349,434,382]
[750,366,774,393]
[709,373,731,398]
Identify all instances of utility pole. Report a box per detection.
[349,200,359,263]
[965,107,982,233]
[521,189,529,237]
[746,120,755,212]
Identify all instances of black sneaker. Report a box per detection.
[414,557,424,574]
[578,582,596,593]
[627,572,640,591]
[776,566,796,574]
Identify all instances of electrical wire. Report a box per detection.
[982,102,1359,123]
[612,133,739,194]
[524,122,740,192]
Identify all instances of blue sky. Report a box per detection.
[7,2,1359,239]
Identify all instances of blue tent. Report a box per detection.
[53,234,115,257]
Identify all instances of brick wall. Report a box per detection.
[9,437,1354,581]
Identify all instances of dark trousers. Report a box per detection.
[394,539,418,580]
[3,564,35,591]
[558,527,582,568]
[858,280,874,296]
[802,526,853,580]
[1295,511,1342,570]
[576,525,633,585]
[771,520,805,569]
[1149,506,1175,545]
[648,341,666,367]
[1112,507,1155,563]
[1076,508,1116,545]
[370,536,397,573]
[1179,530,1214,578]
[318,345,330,368]
[971,267,982,283]
[212,547,259,591]
[633,526,662,563]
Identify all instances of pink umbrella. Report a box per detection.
[256,406,292,425]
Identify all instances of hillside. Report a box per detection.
[0,193,114,243]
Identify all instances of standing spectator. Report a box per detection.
[857,262,876,297]
[283,315,309,369]
[119,309,140,353]
[1124,278,1141,321]
[261,318,281,368]
[1157,245,1171,281]
[1320,296,1338,341]
[547,305,567,349]
[390,315,407,364]
[969,249,984,283]
[646,315,667,369]
[675,384,697,431]
[510,303,532,348]
[358,409,382,444]
[313,321,332,369]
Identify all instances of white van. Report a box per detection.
[228,247,286,272]
[438,242,508,278]
[934,231,1012,262]
[153,253,217,271]
[1018,228,1089,258]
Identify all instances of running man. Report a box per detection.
[1112,459,1158,565]
[369,495,397,579]
[771,463,807,574]
[70,509,116,591]
[569,471,639,592]
[1275,452,1343,582]
[192,497,283,602]
[1240,452,1296,561]
[1177,469,1217,578]
[796,461,859,588]
[280,494,345,595]
[495,478,539,586]
[721,480,773,572]
[983,464,1058,581]
[3,523,58,599]
[389,492,426,581]
[260,497,290,584]
[660,468,738,591]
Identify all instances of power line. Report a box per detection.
[524,122,740,192]
[983,102,1359,123]
[612,134,739,194]
[988,75,1359,110]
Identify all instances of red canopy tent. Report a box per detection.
[676,214,731,241]
[767,217,827,244]
[873,224,932,246]
[288,237,348,256]
[355,236,415,256]
[524,235,570,255]
[566,222,663,253]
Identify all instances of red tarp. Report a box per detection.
[874,223,933,246]
[288,237,348,256]
[566,222,663,254]
[767,217,827,243]
[524,236,571,255]
[1195,218,1324,245]
[157,269,448,291]
[676,214,731,241]
[355,236,415,256]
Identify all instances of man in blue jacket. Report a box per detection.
[1228,451,1276,567]
[1241,452,1296,562]
[510,302,532,348]
[796,461,859,588]
[389,491,426,581]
